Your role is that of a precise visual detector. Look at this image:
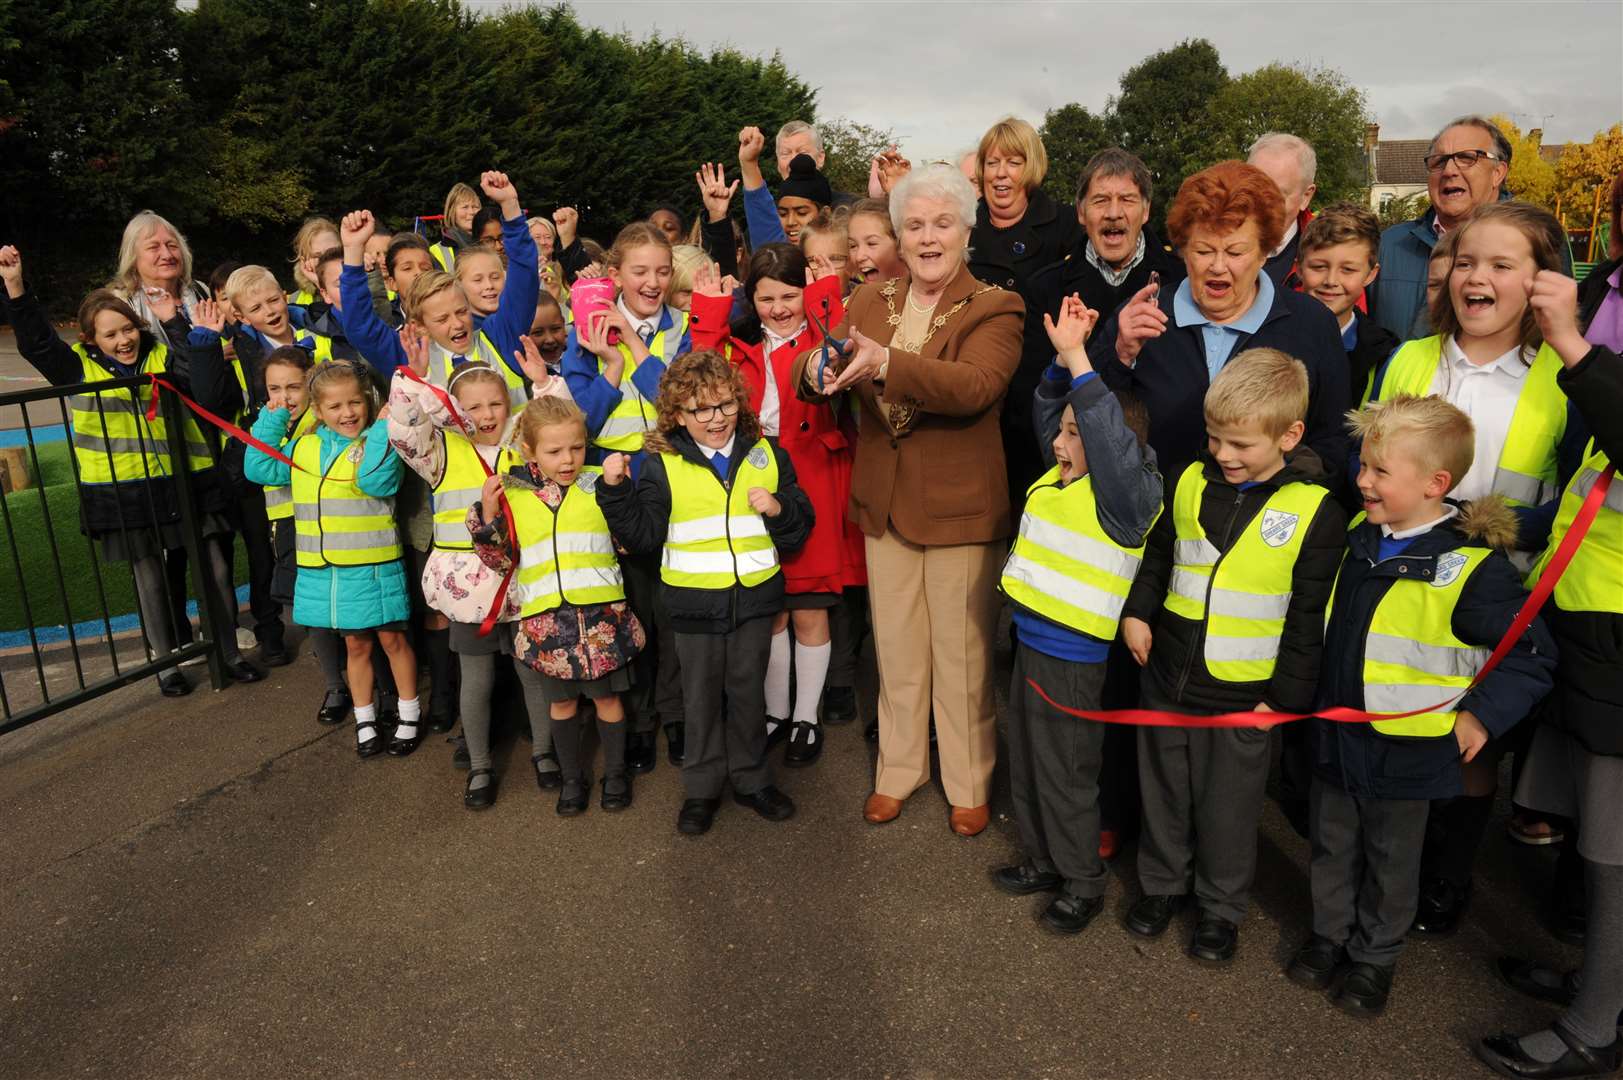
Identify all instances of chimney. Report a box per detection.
[1529,127,1544,147]
[1364,122,1380,153]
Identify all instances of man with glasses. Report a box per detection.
[1371,115,1512,338]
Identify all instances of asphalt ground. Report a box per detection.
[0,619,1582,1080]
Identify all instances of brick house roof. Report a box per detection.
[1370,140,1431,186]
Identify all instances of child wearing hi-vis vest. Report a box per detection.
[1479,271,1623,1078]
[469,396,646,817]
[388,341,569,811]
[993,293,1164,936]
[596,350,813,837]
[1287,394,1553,1021]
[245,361,421,759]
[1119,348,1347,964]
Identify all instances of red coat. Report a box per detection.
[689,275,867,592]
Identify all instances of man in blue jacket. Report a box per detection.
[1371,116,1510,339]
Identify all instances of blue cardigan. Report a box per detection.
[559,304,692,468]
[335,211,540,381]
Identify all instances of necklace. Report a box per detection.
[906,288,940,314]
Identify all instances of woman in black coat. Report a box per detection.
[966,116,1082,503]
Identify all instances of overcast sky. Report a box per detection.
[552,0,1622,159]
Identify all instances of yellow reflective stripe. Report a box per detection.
[1001,553,1129,622]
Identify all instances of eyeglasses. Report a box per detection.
[1424,149,1501,172]
[684,399,739,422]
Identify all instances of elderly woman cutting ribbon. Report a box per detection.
[794,163,1023,837]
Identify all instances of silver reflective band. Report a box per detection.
[517,532,616,564]
[667,514,770,544]
[434,521,474,545]
[1204,633,1282,663]
[1169,567,1209,606]
[596,414,650,440]
[1365,632,1490,679]
[1207,585,1292,621]
[321,495,391,517]
[1002,554,1129,620]
[517,565,621,600]
[1574,467,1623,513]
[1174,538,1220,566]
[71,433,159,455]
[314,530,399,551]
[294,503,322,521]
[1365,682,1469,713]
[1490,467,1544,506]
[264,487,292,508]
[1019,516,1144,581]
[662,547,778,575]
[436,487,481,513]
[69,394,144,415]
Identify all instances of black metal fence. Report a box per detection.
[0,375,228,735]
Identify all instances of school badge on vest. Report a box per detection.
[575,472,597,493]
[747,445,769,470]
[347,442,366,464]
[1259,508,1299,548]
[1432,551,1469,587]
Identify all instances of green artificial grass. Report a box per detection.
[0,441,247,634]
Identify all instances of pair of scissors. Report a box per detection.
[806,299,848,392]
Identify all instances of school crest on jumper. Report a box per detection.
[1432,551,1468,587]
[1259,508,1299,548]
[747,446,769,470]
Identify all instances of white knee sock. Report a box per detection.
[765,628,791,728]
[792,641,832,727]
[355,702,379,746]
[393,696,421,740]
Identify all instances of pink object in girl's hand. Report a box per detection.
[570,277,619,345]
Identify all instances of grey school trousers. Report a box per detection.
[1135,682,1272,924]
[1007,643,1110,897]
[673,617,774,800]
[1309,777,1429,967]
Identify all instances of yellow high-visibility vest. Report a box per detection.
[594,309,688,453]
[1000,464,1157,641]
[430,433,522,551]
[68,343,213,483]
[508,468,624,615]
[659,439,780,590]
[1527,441,1623,614]
[290,432,402,567]
[1165,462,1331,682]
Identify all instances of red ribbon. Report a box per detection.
[147,374,306,472]
[1029,466,1615,728]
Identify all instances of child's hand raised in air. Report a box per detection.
[747,486,782,518]
[513,334,552,385]
[144,286,178,323]
[552,207,579,247]
[601,452,631,486]
[1527,269,1589,365]
[192,298,227,334]
[738,126,765,164]
[1043,292,1099,376]
[341,211,375,260]
[480,171,520,216]
[477,471,505,523]
[0,245,23,296]
[692,261,728,299]
[695,163,740,224]
[398,324,431,377]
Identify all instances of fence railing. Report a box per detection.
[0,374,228,735]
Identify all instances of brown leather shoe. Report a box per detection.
[864,792,902,824]
[950,804,989,836]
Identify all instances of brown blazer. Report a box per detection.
[793,262,1024,546]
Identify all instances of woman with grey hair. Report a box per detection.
[793,163,1024,836]
[109,210,212,348]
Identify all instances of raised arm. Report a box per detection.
[478,170,540,372]
[738,127,787,248]
[334,211,406,378]
[0,246,84,385]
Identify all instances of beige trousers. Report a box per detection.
[866,527,1001,807]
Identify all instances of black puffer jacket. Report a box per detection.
[1311,498,1557,797]
[1122,448,1348,714]
[596,426,813,634]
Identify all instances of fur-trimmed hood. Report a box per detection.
[1456,494,1520,551]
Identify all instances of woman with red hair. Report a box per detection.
[1090,160,1350,485]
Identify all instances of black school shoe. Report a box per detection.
[627,731,658,774]
[224,658,265,684]
[1411,877,1470,935]
[665,722,685,766]
[785,721,823,766]
[556,779,589,817]
[1495,958,1580,1007]
[387,720,423,757]
[1476,1029,1623,1080]
[991,862,1062,896]
[1125,894,1187,937]
[1042,892,1104,935]
[601,773,633,812]
[428,709,457,734]
[463,769,496,810]
[1331,961,1394,1017]
[821,684,857,725]
[355,720,386,759]
[1286,936,1350,991]
[449,734,470,770]
[317,688,352,725]
[677,798,720,835]
[158,670,193,698]
[765,716,791,749]
[259,638,292,668]
[532,751,562,791]
[734,785,795,822]
[1189,915,1239,964]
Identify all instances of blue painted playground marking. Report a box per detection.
[0,423,68,449]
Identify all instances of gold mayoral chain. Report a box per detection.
[880,278,998,435]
